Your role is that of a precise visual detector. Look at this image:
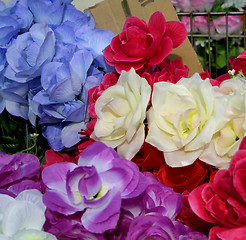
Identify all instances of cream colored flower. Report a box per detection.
[91,68,151,160]
[200,77,246,169]
[146,73,221,167]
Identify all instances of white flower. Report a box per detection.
[0,189,57,240]
[146,73,222,167]
[200,78,246,169]
[91,68,151,160]
[216,76,246,96]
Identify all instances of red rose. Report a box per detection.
[132,142,164,171]
[156,159,213,193]
[142,58,189,88]
[103,11,187,73]
[188,137,246,240]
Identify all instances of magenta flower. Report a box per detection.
[42,142,148,234]
[0,151,40,189]
[103,11,186,73]
[126,213,208,240]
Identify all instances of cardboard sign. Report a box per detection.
[86,0,204,76]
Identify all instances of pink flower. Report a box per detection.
[171,0,215,12]
[193,16,215,34]
[103,11,186,73]
[171,0,194,12]
[190,0,215,11]
[188,137,246,240]
[212,15,243,40]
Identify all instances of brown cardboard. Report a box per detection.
[87,0,204,76]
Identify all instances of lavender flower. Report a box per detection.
[42,142,148,234]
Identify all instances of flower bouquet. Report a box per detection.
[0,0,246,239]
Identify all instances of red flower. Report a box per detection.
[142,58,189,88]
[230,50,246,76]
[155,159,213,193]
[132,142,164,172]
[188,137,246,240]
[87,72,118,119]
[43,138,94,169]
[214,50,246,82]
[103,11,187,73]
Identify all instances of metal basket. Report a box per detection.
[178,11,246,77]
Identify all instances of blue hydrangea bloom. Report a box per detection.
[0,0,115,151]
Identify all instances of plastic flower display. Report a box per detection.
[0,0,246,239]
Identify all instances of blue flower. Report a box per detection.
[4,23,55,83]
[8,0,34,32]
[0,14,19,46]
[27,0,66,25]
[0,48,28,119]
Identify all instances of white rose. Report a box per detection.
[146,73,222,167]
[200,78,246,169]
[91,68,151,160]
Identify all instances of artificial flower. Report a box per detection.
[142,57,189,88]
[0,151,40,189]
[4,23,56,83]
[103,11,186,73]
[212,15,243,40]
[44,210,105,240]
[177,190,215,234]
[156,160,213,193]
[230,50,246,77]
[189,136,246,239]
[132,142,164,172]
[125,213,208,240]
[0,189,57,239]
[27,0,68,25]
[91,68,151,160]
[0,14,20,46]
[88,71,118,119]
[42,142,148,234]
[171,0,215,12]
[141,171,182,219]
[146,73,221,167]
[200,76,246,168]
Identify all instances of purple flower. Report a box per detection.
[141,172,182,219]
[44,209,105,240]
[4,23,55,83]
[42,142,148,234]
[0,151,41,189]
[126,213,208,240]
[122,172,182,220]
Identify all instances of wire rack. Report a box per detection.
[177,11,246,76]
